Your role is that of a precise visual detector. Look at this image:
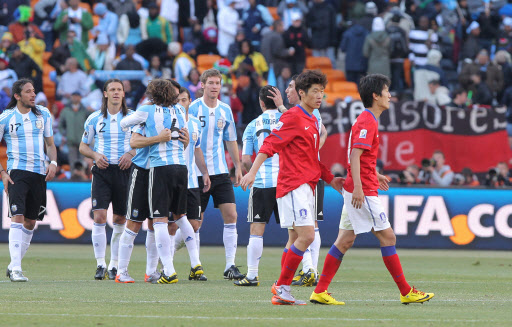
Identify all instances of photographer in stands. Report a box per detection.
[398,164,420,185]
[418,150,454,186]
[453,167,480,186]
[485,162,512,187]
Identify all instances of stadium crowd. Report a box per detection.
[1,0,512,186]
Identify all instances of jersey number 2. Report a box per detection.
[98,122,106,133]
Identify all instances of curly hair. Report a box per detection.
[6,78,41,115]
[146,79,178,107]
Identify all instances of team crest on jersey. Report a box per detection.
[11,204,17,213]
[121,126,129,132]
[217,119,225,131]
[192,132,198,142]
[359,129,367,139]
[35,119,43,129]
[132,209,139,218]
[275,121,283,131]
[299,209,307,219]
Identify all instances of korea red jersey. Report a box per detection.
[344,109,380,196]
[258,105,334,198]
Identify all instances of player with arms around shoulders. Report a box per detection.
[241,70,345,305]
[234,85,283,287]
[79,79,136,280]
[188,69,244,280]
[2,79,57,282]
[310,74,435,305]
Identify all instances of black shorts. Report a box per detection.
[8,169,47,221]
[198,174,235,212]
[247,187,279,224]
[149,165,188,218]
[91,164,130,215]
[126,165,150,222]
[187,188,201,220]
[314,179,325,221]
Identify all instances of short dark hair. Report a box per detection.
[295,70,327,97]
[259,85,277,110]
[452,88,466,97]
[179,86,191,99]
[358,74,391,108]
[168,79,181,91]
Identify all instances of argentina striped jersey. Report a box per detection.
[131,124,150,169]
[0,105,53,175]
[82,109,133,165]
[185,116,202,189]
[242,109,282,188]
[188,97,237,176]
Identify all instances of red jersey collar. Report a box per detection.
[364,109,377,122]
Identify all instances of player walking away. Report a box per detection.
[1,79,57,282]
[234,86,282,287]
[168,87,211,281]
[310,74,435,305]
[241,70,344,305]
[188,69,244,280]
[269,75,328,287]
[79,79,135,280]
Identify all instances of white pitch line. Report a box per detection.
[0,280,496,284]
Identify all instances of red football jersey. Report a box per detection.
[344,109,380,196]
[258,105,334,198]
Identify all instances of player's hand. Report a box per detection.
[158,128,173,143]
[267,87,284,108]
[330,177,345,194]
[202,173,211,192]
[94,152,109,169]
[179,128,189,148]
[240,171,255,191]
[1,171,14,195]
[45,162,57,181]
[378,173,390,191]
[118,153,133,170]
[233,166,242,187]
[351,186,364,209]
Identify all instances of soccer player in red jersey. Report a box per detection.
[241,70,345,305]
[310,74,435,305]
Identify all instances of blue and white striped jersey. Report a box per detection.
[313,109,322,160]
[82,109,133,165]
[131,124,150,169]
[242,109,282,188]
[0,106,53,175]
[188,97,237,176]
[185,116,202,189]
[136,104,187,167]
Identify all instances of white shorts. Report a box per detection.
[277,183,315,229]
[339,189,391,234]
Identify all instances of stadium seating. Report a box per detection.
[305,56,332,70]
[323,69,346,83]
[197,54,221,71]
[331,81,358,93]
[268,7,279,20]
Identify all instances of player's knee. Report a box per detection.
[301,232,315,246]
[168,223,178,235]
[337,238,355,252]
[222,211,237,224]
[113,215,126,225]
[23,219,36,230]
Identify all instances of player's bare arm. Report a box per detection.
[268,87,287,113]
[129,129,173,149]
[350,148,365,209]
[178,127,189,149]
[319,123,327,149]
[118,149,136,170]
[194,148,211,192]
[377,168,390,191]
[226,140,242,186]
[240,152,269,191]
[241,154,252,173]
[0,163,13,194]
[79,141,109,169]
[44,136,58,181]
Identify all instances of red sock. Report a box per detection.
[281,248,288,269]
[276,245,303,286]
[314,245,344,293]
[381,246,411,296]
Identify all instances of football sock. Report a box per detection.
[153,222,175,276]
[281,248,288,269]
[118,228,137,274]
[247,235,263,279]
[311,228,321,273]
[315,245,344,293]
[302,247,314,272]
[277,244,304,286]
[195,229,200,256]
[8,223,23,271]
[145,230,158,275]
[20,225,34,260]
[223,223,237,271]
[108,223,125,270]
[176,216,201,267]
[381,245,411,296]
[169,233,175,257]
[92,222,107,267]
[173,228,183,253]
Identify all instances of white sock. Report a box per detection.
[153,222,175,276]
[21,226,34,260]
[118,228,137,274]
[247,235,263,279]
[223,223,237,271]
[92,222,107,267]
[311,228,321,273]
[176,216,201,267]
[145,230,158,275]
[8,223,23,271]
[108,223,125,270]
[169,234,175,257]
[195,229,200,256]
[173,228,183,253]
[302,247,314,272]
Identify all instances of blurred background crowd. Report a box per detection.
[1,0,511,186]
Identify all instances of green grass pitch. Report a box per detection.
[0,245,510,326]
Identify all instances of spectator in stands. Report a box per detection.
[121,80,140,109]
[283,11,309,75]
[159,0,178,41]
[57,57,89,102]
[117,11,143,47]
[448,88,469,109]
[69,161,88,181]
[183,68,201,101]
[227,29,246,64]
[307,0,337,67]
[414,49,446,101]
[261,19,294,77]
[198,0,218,29]
[8,5,44,43]
[146,2,172,44]
[386,9,409,92]
[17,22,46,69]
[499,17,512,53]
[59,91,88,167]
[92,3,118,45]
[232,39,269,78]
[399,164,420,185]
[49,29,93,75]
[476,5,500,54]
[418,150,454,186]
[383,6,414,36]
[87,33,115,71]
[359,2,378,32]
[409,15,438,67]
[8,45,43,93]
[453,167,480,186]
[104,0,136,17]
[34,0,62,51]
[242,0,268,49]
[196,21,219,55]
[1,32,14,54]
[236,73,260,125]
[469,73,493,106]
[115,45,144,71]
[363,17,391,78]
[0,0,26,34]
[460,49,503,102]
[0,53,18,91]
[461,21,481,61]
[217,0,239,57]
[427,79,451,106]
[278,0,308,30]
[494,50,512,95]
[171,42,196,85]
[144,54,171,85]
[331,162,346,178]
[341,20,369,85]
[485,162,512,187]
[500,84,512,149]
[54,0,93,48]
[0,85,9,112]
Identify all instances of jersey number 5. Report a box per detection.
[10,123,21,133]
[199,116,206,127]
